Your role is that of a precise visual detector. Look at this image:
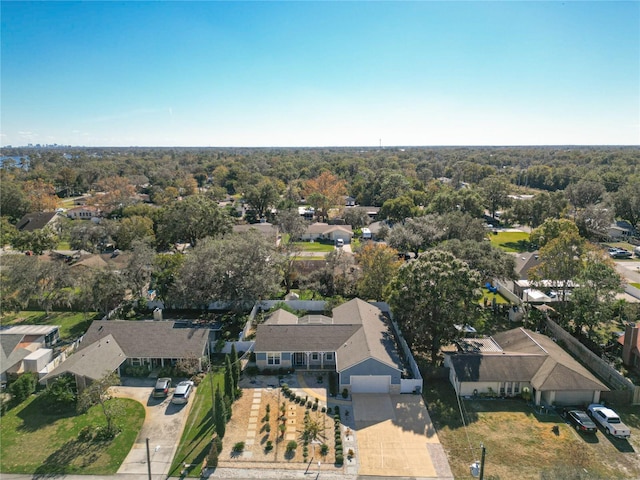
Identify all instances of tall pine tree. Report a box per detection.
[224,354,235,398]
[231,343,240,390]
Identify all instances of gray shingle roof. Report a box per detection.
[255,298,403,373]
[42,334,126,382]
[80,320,209,359]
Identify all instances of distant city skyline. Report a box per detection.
[1,1,638,148]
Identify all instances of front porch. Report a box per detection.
[290,351,336,370]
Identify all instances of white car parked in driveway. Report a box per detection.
[587,404,631,439]
[171,380,194,405]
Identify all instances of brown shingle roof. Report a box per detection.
[16,212,58,232]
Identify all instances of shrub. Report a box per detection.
[9,372,38,403]
[263,412,270,422]
[213,436,223,454]
[40,374,77,411]
[286,440,298,453]
[94,425,119,441]
[321,406,326,413]
[348,448,355,457]
[334,405,340,415]
[233,441,245,453]
[320,443,329,455]
[303,445,309,458]
[207,441,220,467]
[265,423,271,433]
[306,401,312,409]
[341,388,348,399]
[335,454,344,465]
[265,440,273,452]
[78,425,94,442]
[266,403,271,413]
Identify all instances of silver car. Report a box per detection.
[171,380,194,404]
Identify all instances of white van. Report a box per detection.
[336,238,344,248]
[361,228,372,240]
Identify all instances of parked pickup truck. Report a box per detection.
[587,404,631,439]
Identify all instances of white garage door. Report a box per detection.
[351,375,390,393]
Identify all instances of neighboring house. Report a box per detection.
[232,222,279,244]
[345,196,356,207]
[42,320,211,389]
[0,325,60,385]
[15,212,60,232]
[254,298,405,394]
[513,251,541,280]
[618,323,640,370]
[607,221,635,241]
[444,327,609,406]
[67,205,102,220]
[300,222,354,244]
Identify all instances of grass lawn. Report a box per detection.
[488,231,533,253]
[293,241,335,253]
[169,370,224,477]
[630,282,640,289]
[479,288,511,306]
[423,379,640,480]
[0,310,99,340]
[56,241,72,250]
[0,394,144,474]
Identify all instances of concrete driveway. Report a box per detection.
[352,394,453,479]
[111,382,193,479]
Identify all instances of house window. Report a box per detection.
[499,383,505,395]
[267,353,280,366]
[514,383,520,394]
[131,358,141,366]
[312,353,319,361]
[325,353,333,361]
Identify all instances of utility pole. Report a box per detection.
[479,443,486,480]
[146,437,152,480]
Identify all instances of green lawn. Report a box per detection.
[488,231,533,253]
[630,282,640,289]
[479,287,511,305]
[293,241,335,253]
[0,310,98,340]
[0,395,144,474]
[169,370,224,477]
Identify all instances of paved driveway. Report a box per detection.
[352,394,453,479]
[111,383,193,479]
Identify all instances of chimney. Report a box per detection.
[622,323,639,367]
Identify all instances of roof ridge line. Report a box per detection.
[521,328,548,355]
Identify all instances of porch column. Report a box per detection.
[306,352,310,369]
[320,352,324,369]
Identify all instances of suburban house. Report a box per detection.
[254,298,406,394]
[444,327,609,406]
[619,323,640,370]
[0,325,60,386]
[15,211,61,232]
[232,222,279,244]
[607,221,635,241]
[42,320,211,389]
[300,222,354,244]
[66,205,102,220]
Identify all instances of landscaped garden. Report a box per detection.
[0,393,144,474]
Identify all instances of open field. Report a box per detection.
[423,379,640,480]
[488,231,533,253]
[0,395,144,474]
[0,310,99,340]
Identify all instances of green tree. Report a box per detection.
[244,179,281,220]
[355,243,402,301]
[114,215,155,250]
[157,195,232,248]
[77,371,121,437]
[173,231,280,310]
[343,207,371,230]
[224,354,235,399]
[386,250,482,364]
[41,374,77,412]
[231,343,240,392]
[442,239,516,283]
[566,179,605,210]
[303,172,347,222]
[214,385,226,438]
[9,372,38,403]
[151,252,185,305]
[0,217,18,246]
[11,227,58,254]
[530,218,580,248]
[613,180,640,230]
[481,175,511,219]
[379,196,416,223]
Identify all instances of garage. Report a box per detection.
[545,390,596,406]
[351,375,390,393]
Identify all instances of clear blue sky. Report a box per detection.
[1,1,638,147]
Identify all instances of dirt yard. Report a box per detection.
[218,377,344,473]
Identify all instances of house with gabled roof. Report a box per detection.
[41,320,211,388]
[444,327,609,406]
[299,222,354,244]
[16,211,60,232]
[254,298,405,394]
[0,325,60,385]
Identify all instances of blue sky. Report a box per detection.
[1,1,638,147]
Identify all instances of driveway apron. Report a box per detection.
[111,385,194,479]
[352,393,453,479]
